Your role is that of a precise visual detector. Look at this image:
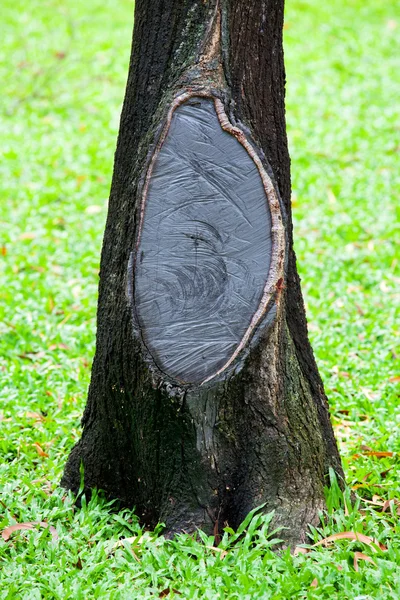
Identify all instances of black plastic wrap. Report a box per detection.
[134,98,272,384]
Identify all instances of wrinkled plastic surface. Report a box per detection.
[134,98,272,384]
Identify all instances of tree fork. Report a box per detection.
[62,0,343,544]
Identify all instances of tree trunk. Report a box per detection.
[62,0,343,545]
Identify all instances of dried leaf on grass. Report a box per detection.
[369,494,387,506]
[381,500,392,512]
[364,495,400,515]
[159,589,182,598]
[205,546,228,559]
[380,468,393,479]
[351,450,394,461]
[310,578,318,588]
[352,483,387,490]
[25,411,45,422]
[313,531,387,552]
[294,546,309,556]
[353,551,376,571]
[2,521,58,541]
[295,530,387,560]
[32,442,49,457]
[18,352,46,362]
[364,451,394,458]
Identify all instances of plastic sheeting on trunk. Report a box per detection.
[134,97,273,384]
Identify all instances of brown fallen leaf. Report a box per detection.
[26,411,45,422]
[363,451,393,459]
[32,442,49,458]
[351,450,394,461]
[18,351,46,361]
[159,589,182,598]
[389,376,400,383]
[294,546,309,556]
[310,578,318,588]
[353,551,376,571]
[370,494,385,506]
[378,541,388,551]
[205,546,228,559]
[352,483,386,490]
[2,521,58,541]
[362,495,400,515]
[359,414,369,421]
[313,531,386,552]
[380,468,393,479]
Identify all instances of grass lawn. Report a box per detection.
[0,0,399,597]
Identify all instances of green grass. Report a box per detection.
[0,0,399,597]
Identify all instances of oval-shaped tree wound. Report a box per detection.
[134,95,281,385]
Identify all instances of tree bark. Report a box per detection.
[62,0,343,545]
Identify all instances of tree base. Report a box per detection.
[62,318,341,547]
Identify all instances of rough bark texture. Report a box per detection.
[62,0,343,545]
